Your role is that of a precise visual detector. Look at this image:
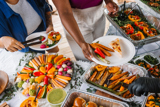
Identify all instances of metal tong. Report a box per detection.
[5,36,43,51]
[118,2,138,21]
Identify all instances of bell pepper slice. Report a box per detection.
[128,15,141,22]
[130,31,145,40]
[47,63,53,72]
[35,75,45,84]
[94,48,105,59]
[121,24,134,34]
[60,58,70,65]
[23,66,35,71]
[44,76,48,85]
[96,65,107,71]
[17,72,30,80]
[57,57,66,65]
[143,27,157,37]
[134,21,149,30]
[33,72,44,76]
[54,55,63,63]
[39,66,46,74]
[48,66,56,74]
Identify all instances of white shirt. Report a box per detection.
[7,0,42,35]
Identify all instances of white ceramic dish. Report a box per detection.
[91,35,135,66]
[26,31,62,51]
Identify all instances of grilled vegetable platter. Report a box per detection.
[111,8,160,41]
[133,53,160,78]
[14,54,73,99]
[142,93,160,107]
[83,63,146,101]
[140,0,160,14]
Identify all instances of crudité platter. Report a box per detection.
[15,54,73,99]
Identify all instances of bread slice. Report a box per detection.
[109,38,122,57]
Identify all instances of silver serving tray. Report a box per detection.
[104,2,160,46]
[133,52,160,78]
[61,89,129,107]
[135,0,160,18]
[82,63,147,102]
[141,93,160,107]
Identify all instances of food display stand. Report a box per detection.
[1,1,160,107]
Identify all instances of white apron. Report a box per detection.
[64,3,106,61]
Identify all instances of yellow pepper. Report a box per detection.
[95,65,107,71]
[17,72,30,80]
[21,68,33,74]
[48,35,55,41]
[108,67,120,73]
[47,84,53,92]
[130,31,145,40]
[128,15,141,22]
[39,66,46,74]
[35,75,45,83]
[57,58,66,65]
[47,55,56,63]
[48,66,56,74]
[143,27,157,37]
[56,34,61,41]
[148,95,155,100]
[29,62,34,68]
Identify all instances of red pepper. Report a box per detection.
[24,66,35,71]
[47,63,53,72]
[44,76,48,85]
[148,68,154,71]
[94,48,105,59]
[40,36,45,41]
[33,72,44,76]
[139,26,143,30]
[50,32,54,36]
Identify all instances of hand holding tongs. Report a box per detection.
[5,36,44,51]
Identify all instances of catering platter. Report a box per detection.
[135,0,160,18]
[26,31,62,51]
[104,2,160,46]
[83,63,147,102]
[91,36,135,66]
[0,70,9,94]
[142,93,160,107]
[133,53,160,78]
[14,53,73,99]
[61,89,129,107]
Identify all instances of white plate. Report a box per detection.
[26,31,63,51]
[91,35,135,66]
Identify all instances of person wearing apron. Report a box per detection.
[52,0,118,61]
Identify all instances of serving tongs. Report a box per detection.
[5,36,43,51]
[118,2,139,21]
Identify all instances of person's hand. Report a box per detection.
[80,42,93,61]
[105,0,119,15]
[128,77,160,96]
[0,36,25,52]
[46,25,54,33]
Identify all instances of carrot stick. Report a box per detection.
[89,71,97,81]
[38,56,43,64]
[122,90,130,98]
[99,71,110,86]
[128,76,137,83]
[110,72,128,81]
[55,78,67,85]
[93,43,114,52]
[32,59,39,67]
[90,44,112,56]
[113,85,121,91]
[96,69,105,80]
[110,74,131,85]
[41,54,44,64]
[52,79,63,88]
[56,75,71,81]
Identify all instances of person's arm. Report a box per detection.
[45,11,54,33]
[0,24,25,52]
[52,0,92,60]
[128,77,160,96]
[104,0,119,15]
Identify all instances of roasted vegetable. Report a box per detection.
[89,71,98,81]
[144,55,159,65]
[134,21,149,30]
[94,48,105,59]
[110,72,128,81]
[121,24,134,34]
[143,27,158,37]
[130,31,145,40]
[92,43,114,52]
[96,69,105,81]
[95,65,107,72]
[128,15,141,22]
[136,59,151,69]
[108,66,120,73]
[99,71,110,86]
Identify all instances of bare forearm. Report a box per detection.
[45,11,53,28]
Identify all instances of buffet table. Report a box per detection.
[0,29,160,107]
